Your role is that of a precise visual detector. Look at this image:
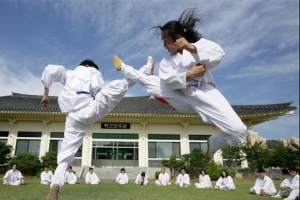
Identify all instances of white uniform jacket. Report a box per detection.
[3,169,24,185]
[41,65,104,112]
[64,171,77,182]
[116,173,129,184]
[250,175,276,194]
[135,173,148,185]
[196,174,213,188]
[159,38,225,89]
[158,173,171,185]
[215,175,235,190]
[176,173,190,186]
[85,172,100,184]
[41,171,53,184]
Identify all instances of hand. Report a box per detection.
[186,63,206,82]
[175,38,196,53]
[41,96,49,107]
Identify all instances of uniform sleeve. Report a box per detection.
[193,39,225,70]
[90,68,105,95]
[225,176,234,187]
[159,58,188,89]
[125,174,129,183]
[41,64,66,89]
[290,176,299,190]
[3,171,10,179]
[262,177,273,190]
[41,172,45,181]
[116,174,120,182]
[85,173,89,182]
[280,178,290,187]
[215,177,223,187]
[135,174,140,183]
[17,171,23,179]
[207,175,213,188]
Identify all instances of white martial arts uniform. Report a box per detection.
[215,175,235,191]
[155,173,171,186]
[135,173,148,185]
[195,174,213,188]
[41,64,131,189]
[116,173,129,184]
[175,173,190,187]
[41,170,53,185]
[85,172,100,184]
[3,169,24,186]
[121,38,247,160]
[250,175,276,195]
[273,174,299,199]
[64,171,77,184]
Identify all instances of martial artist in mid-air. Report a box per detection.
[113,8,247,162]
[41,59,153,200]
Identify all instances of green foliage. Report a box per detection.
[205,162,236,180]
[41,151,58,169]
[8,153,41,176]
[155,171,160,179]
[162,155,185,178]
[0,142,13,164]
[240,142,270,173]
[266,140,278,149]
[183,148,205,178]
[221,145,242,168]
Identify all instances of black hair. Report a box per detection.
[201,169,207,175]
[120,168,125,172]
[221,170,229,178]
[257,168,265,173]
[289,168,299,173]
[180,168,186,172]
[150,8,202,43]
[89,167,93,171]
[141,172,145,177]
[79,59,99,70]
[69,166,72,170]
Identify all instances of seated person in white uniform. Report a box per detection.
[3,163,24,186]
[250,168,276,196]
[135,172,148,185]
[116,168,129,184]
[271,168,299,200]
[155,168,171,186]
[215,169,235,191]
[195,169,213,189]
[85,167,100,184]
[64,166,77,184]
[175,168,190,187]
[41,166,53,185]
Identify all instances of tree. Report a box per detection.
[162,155,185,178]
[41,151,58,169]
[187,148,205,178]
[0,142,13,164]
[240,141,270,175]
[8,153,41,176]
[221,145,242,168]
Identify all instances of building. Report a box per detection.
[279,137,300,147]
[0,93,297,169]
[245,130,267,146]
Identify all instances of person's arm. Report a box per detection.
[215,177,222,188]
[125,174,129,184]
[40,64,66,107]
[41,172,45,181]
[85,173,89,183]
[261,177,274,190]
[207,175,213,188]
[3,172,9,186]
[116,174,120,183]
[290,175,299,190]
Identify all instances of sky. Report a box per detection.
[0,0,298,140]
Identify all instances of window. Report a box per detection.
[148,142,181,158]
[189,142,207,153]
[0,139,7,144]
[0,131,9,144]
[15,140,40,155]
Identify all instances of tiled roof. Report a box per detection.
[0,93,297,117]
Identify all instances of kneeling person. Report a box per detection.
[41,166,53,185]
[175,168,190,187]
[135,172,148,185]
[64,166,77,184]
[85,167,100,184]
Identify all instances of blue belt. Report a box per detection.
[76,91,95,100]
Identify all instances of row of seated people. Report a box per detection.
[2,164,299,200]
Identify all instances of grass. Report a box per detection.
[0,177,287,200]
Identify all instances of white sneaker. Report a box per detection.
[139,56,154,76]
[271,195,282,198]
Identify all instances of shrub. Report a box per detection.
[205,162,236,180]
[41,151,58,169]
[0,142,13,165]
[8,153,41,176]
[155,171,160,179]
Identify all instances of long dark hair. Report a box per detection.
[221,170,229,178]
[150,8,202,43]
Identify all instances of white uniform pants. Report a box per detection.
[3,180,24,186]
[122,65,247,158]
[155,180,171,186]
[195,183,210,188]
[250,187,275,196]
[277,189,299,199]
[41,180,51,185]
[51,79,130,189]
[135,180,148,185]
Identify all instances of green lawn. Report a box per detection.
[0,178,286,200]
